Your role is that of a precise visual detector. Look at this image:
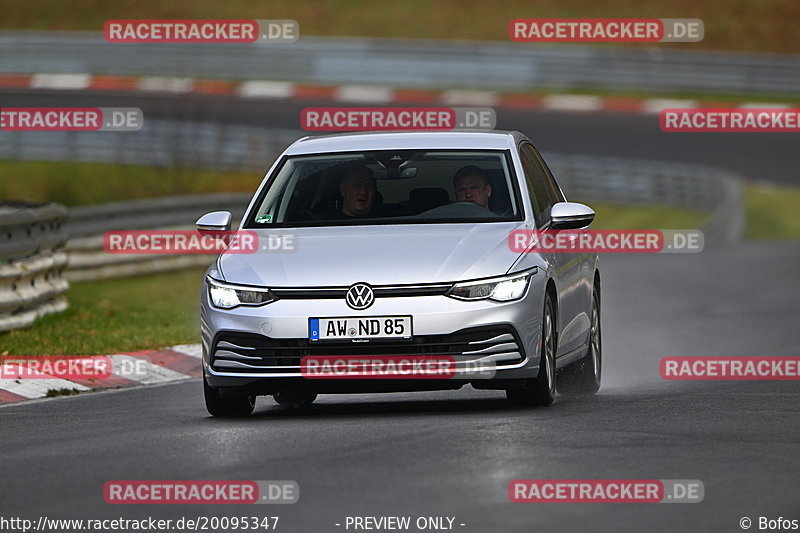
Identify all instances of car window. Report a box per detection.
[244,149,522,228]
[531,146,566,204]
[518,142,554,227]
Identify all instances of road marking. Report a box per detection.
[30,73,91,90]
[542,94,603,112]
[441,90,499,106]
[137,76,194,93]
[0,363,90,398]
[336,85,394,104]
[108,354,193,384]
[642,98,698,114]
[238,80,295,98]
[170,344,203,359]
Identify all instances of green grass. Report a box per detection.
[0,269,205,355]
[0,0,798,54]
[588,203,709,230]
[0,161,262,207]
[592,184,800,240]
[745,183,800,240]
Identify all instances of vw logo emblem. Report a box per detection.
[346,283,374,310]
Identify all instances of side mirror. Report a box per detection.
[196,211,232,232]
[550,202,595,230]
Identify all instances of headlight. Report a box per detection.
[207,277,277,309]
[446,268,536,302]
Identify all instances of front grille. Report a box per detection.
[210,326,524,374]
[270,283,452,300]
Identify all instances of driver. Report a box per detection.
[334,163,378,218]
[453,165,492,209]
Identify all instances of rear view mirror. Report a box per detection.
[550,202,595,230]
[375,167,418,179]
[196,211,232,232]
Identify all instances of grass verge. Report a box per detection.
[745,183,800,240]
[588,203,709,230]
[1,269,205,355]
[0,161,261,207]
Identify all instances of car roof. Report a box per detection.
[284,130,529,155]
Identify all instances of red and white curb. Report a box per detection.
[0,344,202,405]
[0,73,791,113]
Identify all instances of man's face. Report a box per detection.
[454,174,492,208]
[340,172,376,217]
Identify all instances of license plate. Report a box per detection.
[309,316,412,341]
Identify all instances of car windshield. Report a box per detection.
[244,149,521,227]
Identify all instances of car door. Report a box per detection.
[534,145,595,349]
[518,142,587,357]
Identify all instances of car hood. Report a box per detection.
[218,223,525,287]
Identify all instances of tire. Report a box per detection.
[557,286,601,396]
[203,376,256,417]
[506,294,556,407]
[273,389,318,409]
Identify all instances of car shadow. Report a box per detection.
[199,390,653,423]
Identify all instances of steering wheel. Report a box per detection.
[300,207,322,221]
[449,201,491,210]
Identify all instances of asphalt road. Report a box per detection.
[2,241,798,533]
[1,89,798,185]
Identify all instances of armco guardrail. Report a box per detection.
[545,154,745,244]
[0,202,70,332]
[0,121,288,278]
[64,193,251,281]
[1,32,799,95]
[0,121,299,173]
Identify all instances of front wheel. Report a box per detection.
[557,286,601,396]
[203,376,256,417]
[506,295,556,407]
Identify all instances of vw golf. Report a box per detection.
[198,130,601,416]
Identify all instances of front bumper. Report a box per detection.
[200,276,545,394]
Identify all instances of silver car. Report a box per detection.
[197,130,601,417]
